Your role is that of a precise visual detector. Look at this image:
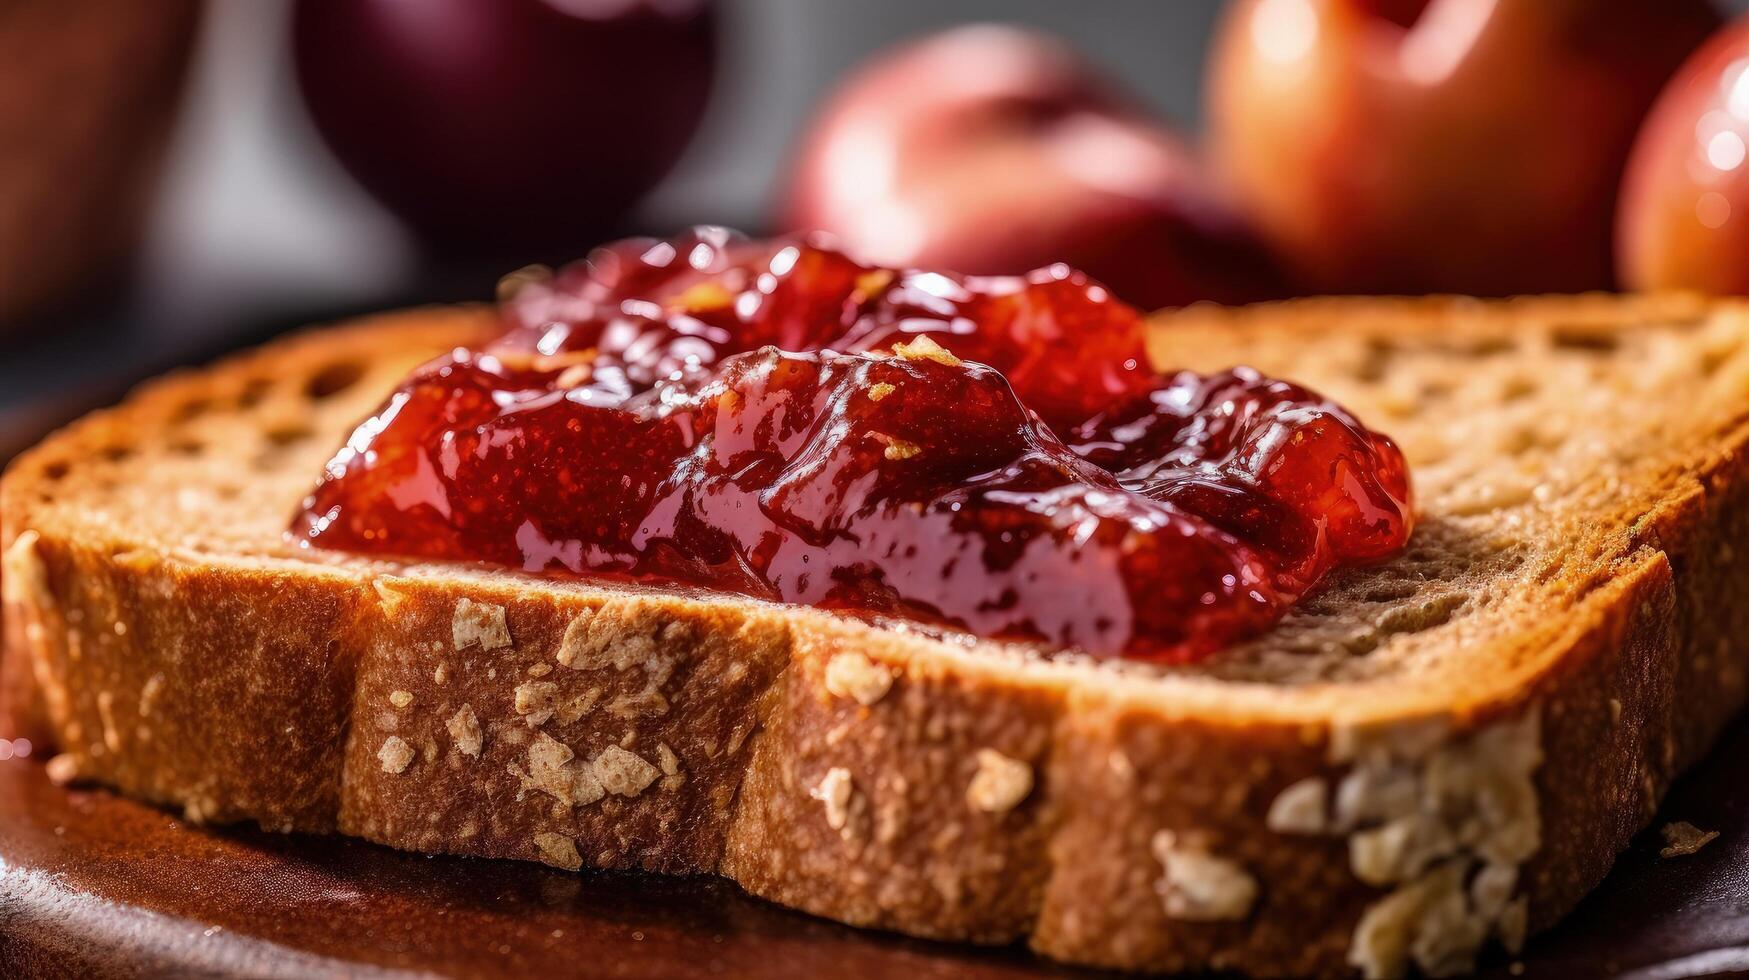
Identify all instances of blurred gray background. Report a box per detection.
[146,0,1226,331]
[12,0,1748,434]
[1,0,1229,430]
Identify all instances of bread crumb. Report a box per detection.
[867,382,896,402]
[528,662,553,678]
[533,832,583,872]
[447,705,483,757]
[434,663,449,685]
[811,767,854,831]
[389,690,413,709]
[1659,821,1719,858]
[823,651,893,706]
[966,748,1032,813]
[1266,776,1328,835]
[453,598,511,651]
[1151,831,1258,921]
[593,744,660,798]
[45,753,79,785]
[378,736,414,774]
[514,681,560,727]
[891,334,962,366]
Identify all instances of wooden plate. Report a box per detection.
[3,711,1748,979]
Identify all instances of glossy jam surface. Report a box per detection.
[295,228,1412,661]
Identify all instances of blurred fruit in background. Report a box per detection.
[292,0,717,257]
[1208,0,1717,296]
[0,0,202,330]
[779,24,1285,311]
[1619,18,1749,295]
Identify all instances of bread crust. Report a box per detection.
[5,298,1749,977]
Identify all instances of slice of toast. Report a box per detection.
[5,294,1748,978]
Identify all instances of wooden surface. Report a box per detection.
[2,712,1748,980]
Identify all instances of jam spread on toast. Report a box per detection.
[294,228,1412,661]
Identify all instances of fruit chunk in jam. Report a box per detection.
[294,228,1411,661]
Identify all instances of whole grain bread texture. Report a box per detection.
[5,293,1749,978]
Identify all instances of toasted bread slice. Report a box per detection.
[5,294,1749,978]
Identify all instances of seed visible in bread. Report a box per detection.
[966,748,1032,813]
[1265,776,1329,835]
[446,705,482,758]
[811,767,854,832]
[514,681,560,727]
[453,597,511,652]
[534,831,583,871]
[377,736,413,774]
[1151,830,1259,922]
[824,651,893,705]
[593,744,660,798]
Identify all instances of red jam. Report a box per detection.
[294,228,1412,661]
